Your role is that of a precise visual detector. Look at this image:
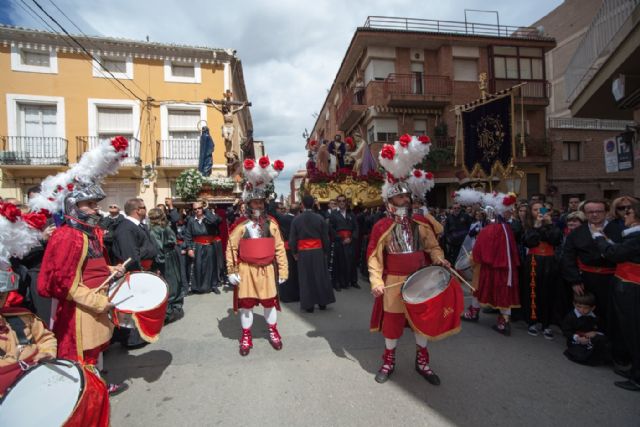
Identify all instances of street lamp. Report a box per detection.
[502,162,524,195]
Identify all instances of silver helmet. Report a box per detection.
[383,181,411,201]
[64,181,106,226]
[242,187,267,203]
[0,270,19,293]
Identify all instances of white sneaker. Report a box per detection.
[528,325,539,336]
[543,328,554,340]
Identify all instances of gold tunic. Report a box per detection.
[0,312,57,369]
[226,219,288,301]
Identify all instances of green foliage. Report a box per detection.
[420,146,455,170]
[176,169,234,200]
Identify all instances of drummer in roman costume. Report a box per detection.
[457,189,521,335]
[33,137,130,396]
[226,157,288,356]
[0,269,57,397]
[367,134,452,385]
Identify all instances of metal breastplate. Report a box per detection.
[385,221,422,254]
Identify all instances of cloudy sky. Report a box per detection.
[2,0,563,195]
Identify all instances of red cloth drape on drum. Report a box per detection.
[404,276,464,338]
[63,367,110,427]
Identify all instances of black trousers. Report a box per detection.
[611,279,640,381]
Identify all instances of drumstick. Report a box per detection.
[445,265,475,291]
[92,258,131,293]
[107,274,130,302]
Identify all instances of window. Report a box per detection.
[371,118,398,142]
[18,104,57,137]
[526,173,540,196]
[414,119,427,136]
[11,45,58,74]
[562,141,581,161]
[453,58,478,82]
[411,62,424,94]
[168,110,200,139]
[93,55,133,79]
[164,60,201,83]
[364,59,395,84]
[97,107,134,144]
[492,46,544,81]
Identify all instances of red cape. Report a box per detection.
[38,225,88,361]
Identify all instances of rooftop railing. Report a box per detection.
[362,16,549,39]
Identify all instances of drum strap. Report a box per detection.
[5,316,32,346]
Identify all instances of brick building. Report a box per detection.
[534,0,636,207]
[310,16,556,207]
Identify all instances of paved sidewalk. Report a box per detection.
[107,283,637,426]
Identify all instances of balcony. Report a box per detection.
[362,16,551,40]
[0,136,68,166]
[548,117,636,131]
[492,79,550,106]
[77,136,141,166]
[515,137,551,162]
[336,92,368,132]
[384,74,452,107]
[157,139,200,167]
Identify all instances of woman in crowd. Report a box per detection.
[148,208,184,323]
[522,201,563,339]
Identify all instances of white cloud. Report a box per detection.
[7,0,563,196]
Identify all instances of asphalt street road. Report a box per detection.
[106,281,637,427]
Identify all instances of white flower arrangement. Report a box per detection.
[176,169,234,200]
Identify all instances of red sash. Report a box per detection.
[337,230,352,241]
[193,235,220,245]
[140,259,153,271]
[299,239,322,250]
[529,242,555,256]
[283,241,290,251]
[615,262,640,285]
[577,259,615,275]
[239,237,276,266]
[385,252,428,276]
[82,258,111,289]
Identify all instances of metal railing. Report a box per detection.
[77,136,141,165]
[549,117,636,130]
[565,0,640,103]
[517,137,551,157]
[362,16,549,39]
[384,74,452,98]
[494,79,550,98]
[431,136,455,149]
[336,89,367,127]
[0,136,68,165]
[157,139,200,166]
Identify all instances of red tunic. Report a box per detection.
[472,222,520,309]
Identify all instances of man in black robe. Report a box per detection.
[270,201,300,302]
[184,201,223,294]
[290,195,335,312]
[111,197,158,347]
[562,200,624,337]
[443,203,472,263]
[329,194,360,289]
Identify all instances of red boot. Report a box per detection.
[461,305,480,322]
[415,345,440,385]
[268,323,283,350]
[491,315,511,336]
[239,328,253,356]
[374,348,396,383]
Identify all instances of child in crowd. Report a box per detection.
[562,293,610,365]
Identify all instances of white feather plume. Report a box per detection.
[453,188,485,206]
[407,169,435,201]
[0,215,42,270]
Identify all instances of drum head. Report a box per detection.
[402,266,451,304]
[0,359,83,427]
[109,272,168,312]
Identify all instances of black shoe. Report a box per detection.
[614,368,632,379]
[304,308,314,313]
[334,287,341,292]
[614,380,640,391]
[212,287,221,294]
[108,382,129,396]
[351,283,361,289]
[375,368,393,384]
[318,305,327,310]
[415,364,441,386]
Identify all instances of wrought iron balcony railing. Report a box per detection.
[157,139,200,166]
[0,136,68,165]
[383,74,452,99]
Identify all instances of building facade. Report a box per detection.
[534,0,636,206]
[310,16,556,206]
[0,24,252,208]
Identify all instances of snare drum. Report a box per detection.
[401,266,464,340]
[109,271,169,343]
[0,359,109,427]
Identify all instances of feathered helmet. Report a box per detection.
[241,156,284,203]
[452,188,518,217]
[378,134,434,202]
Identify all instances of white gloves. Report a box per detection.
[278,278,286,284]
[228,273,240,286]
